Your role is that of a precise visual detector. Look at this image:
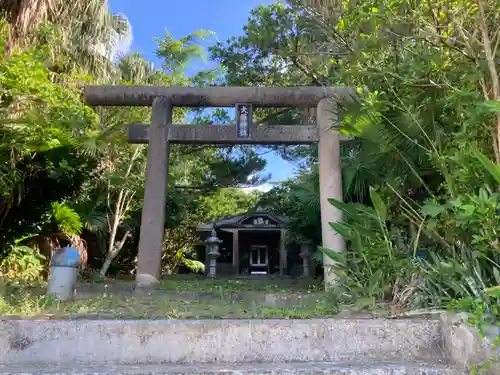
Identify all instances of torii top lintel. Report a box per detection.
[83,85,354,108]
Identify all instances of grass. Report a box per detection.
[0,290,338,320]
[0,277,393,320]
[90,276,322,293]
[157,277,320,293]
[0,277,340,320]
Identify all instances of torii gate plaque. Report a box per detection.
[83,85,353,287]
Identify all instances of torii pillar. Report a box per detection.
[317,98,345,286]
[135,97,172,286]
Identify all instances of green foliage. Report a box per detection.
[50,202,83,236]
[155,29,215,78]
[0,33,99,247]
[182,258,205,274]
[0,245,45,284]
[0,41,98,195]
[257,166,322,245]
[194,188,259,223]
[320,147,500,315]
[320,193,416,309]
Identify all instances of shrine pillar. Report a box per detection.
[135,97,172,287]
[317,98,345,286]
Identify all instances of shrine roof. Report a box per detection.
[197,210,287,231]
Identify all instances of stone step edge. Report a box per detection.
[0,362,464,375]
[1,318,443,366]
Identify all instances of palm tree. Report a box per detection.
[0,0,57,47]
[57,1,130,80]
[117,52,157,83]
[1,0,130,80]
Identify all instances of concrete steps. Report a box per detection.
[0,318,471,374]
[0,362,464,375]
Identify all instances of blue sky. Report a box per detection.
[108,0,297,190]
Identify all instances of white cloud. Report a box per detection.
[110,14,133,60]
[113,20,133,58]
[240,183,273,194]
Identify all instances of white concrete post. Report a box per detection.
[317,98,345,286]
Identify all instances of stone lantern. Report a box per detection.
[299,239,313,277]
[205,228,222,278]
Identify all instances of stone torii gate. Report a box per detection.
[83,85,353,286]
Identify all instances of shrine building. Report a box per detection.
[196,209,313,277]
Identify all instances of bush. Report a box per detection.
[0,245,45,284]
[322,150,500,314]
